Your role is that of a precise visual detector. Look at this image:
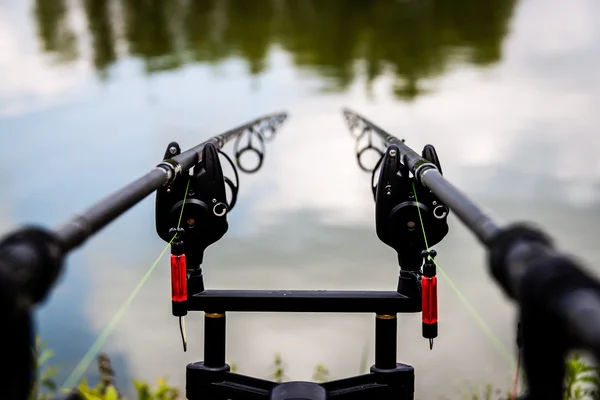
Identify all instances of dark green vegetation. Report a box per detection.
[31,337,600,400]
[30,337,331,400]
[452,354,600,400]
[32,0,516,100]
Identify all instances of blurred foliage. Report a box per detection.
[32,0,78,63]
[312,364,329,383]
[564,354,600,400]
[76,377,179,400]
[31,342,180,400]
[32,0,516,101]
[31,346,344,399]
[29,336,59,400]
[271,352,286,383]
[82,0,117,79]
[33,340,599,399]
[458,381,514,400]
[458,353,600,400]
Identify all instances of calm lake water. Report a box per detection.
[1,0,600,398]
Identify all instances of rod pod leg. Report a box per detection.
[186,311,230,400]
[374,313,397,369]
[204,311,227,368]
[371,313,415,399]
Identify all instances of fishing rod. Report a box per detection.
[343,107,600,400]
[0,111,287,400]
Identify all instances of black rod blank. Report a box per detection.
[55,112,287,252]
[419,169,502,245]
[342,108,502,245]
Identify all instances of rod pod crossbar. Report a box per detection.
[184,290,420,400]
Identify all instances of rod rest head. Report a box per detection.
[269,381,327,400]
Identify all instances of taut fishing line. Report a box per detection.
[412,181,517,367]
[61,179,191,391]
[405,107,520,383]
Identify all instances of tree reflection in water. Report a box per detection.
[32,0,516,101]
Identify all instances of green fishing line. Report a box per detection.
[62,178,191,391]
[412,181,517,369]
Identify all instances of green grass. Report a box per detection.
[460,353,600,400]
[30,338,599,400]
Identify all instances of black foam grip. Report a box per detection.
[487,223,553,298]
[0,226,64,306]
[0,227,64,400]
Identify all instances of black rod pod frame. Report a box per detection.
[0,112,288,400]
[342,108,600,400]
[156,139,424,398]
[152,119,424,400]
[177,276,421,399]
